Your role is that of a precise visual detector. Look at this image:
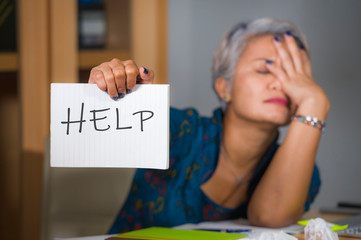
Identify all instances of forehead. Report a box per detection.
[240,34,277,61]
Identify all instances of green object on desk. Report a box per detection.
[297,219,348,232]
[110,227,247,240]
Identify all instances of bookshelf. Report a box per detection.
[0,1,20,240]
[79,49,131,69]
[0,48,130,72]
[0,53,18,71]
[0,0,167,240]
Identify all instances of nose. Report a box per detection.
[269,76,282,90]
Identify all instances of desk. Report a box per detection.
[57,210,360,240]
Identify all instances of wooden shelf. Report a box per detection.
[0,50,129,72]
[78,49,131,69]
[0,53,18,72]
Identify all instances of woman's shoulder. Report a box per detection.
[169,107,203,147]
[170,107,222,139]
[170,106,223,135]
[170,107,222,124]
[170,107,200,119]
[169,107,223,165]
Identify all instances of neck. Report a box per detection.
[221,108,278,170]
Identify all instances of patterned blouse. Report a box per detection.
[108,107,321,234]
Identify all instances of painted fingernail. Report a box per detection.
[113,96,118,101]
[143,67,149,74]
[266,60,272,65]
[119,92,125,98]
[274,36,279,42]
[285,31,292,36]
[126,89,132,94]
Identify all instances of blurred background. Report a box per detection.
[0,0,360,239]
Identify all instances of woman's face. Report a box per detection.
[228,34,293,126]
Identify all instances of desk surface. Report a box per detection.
[57,210,360,240]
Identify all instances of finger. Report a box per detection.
[98,63,119,100]
[109,59,126,98]
[89,68,107,91]
[273,36,296,76]
[137,67,154,84]
[284,32,303,73]
[266,60,289,85]
[267,59,300,112]
[300,50,312,77]
[123,60,140,93]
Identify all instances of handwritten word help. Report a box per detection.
[61,102,154,135]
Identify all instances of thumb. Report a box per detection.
[137,66,154,84]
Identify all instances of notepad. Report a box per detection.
[106,227,247,240]
[51,83,170,169]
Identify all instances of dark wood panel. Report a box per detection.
[0,73,21,239]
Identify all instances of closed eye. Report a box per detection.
[256,70,270,74]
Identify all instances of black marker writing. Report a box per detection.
[133,110,154,132]
[116,108,132,130]
[61,102,86,135]
[60,104,155,135]
[89,108,111,131]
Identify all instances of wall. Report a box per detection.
[168,0,361,209]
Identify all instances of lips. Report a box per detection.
[264,98,289,107]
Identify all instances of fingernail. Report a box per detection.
[285,31,292,36]
[126,89,132,94]
[143,67,149,74]
[274,36,279,42]
[266,60,272,65]
[112,96,118,101]
[119,93,125,98]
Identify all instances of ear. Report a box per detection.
[215,77,231,102]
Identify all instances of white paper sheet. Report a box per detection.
[51,83,169,169]
[174,218,304,236]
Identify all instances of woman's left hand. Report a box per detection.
[266,33,330,119]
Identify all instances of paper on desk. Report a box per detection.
[51,83,169,169]
[174,218,304,236]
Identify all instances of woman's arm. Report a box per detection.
[247,33,330,227]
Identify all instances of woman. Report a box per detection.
[88,18,329,233]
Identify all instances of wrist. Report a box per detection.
[291,115,326,133]
[296,91,330,121]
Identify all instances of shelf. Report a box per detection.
[78,49,131,69]
[0,49,131,73]
[0,53,18,72]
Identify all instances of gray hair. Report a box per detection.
[211,17,309,111]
